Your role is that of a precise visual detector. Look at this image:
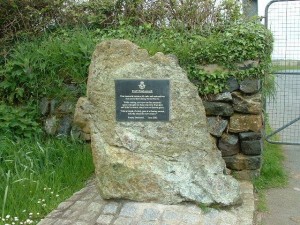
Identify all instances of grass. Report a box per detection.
[0,22,273,105]
[254,141,287,190]
[0,136,94,225]
[272,64,300,72]
[253,126,288,212]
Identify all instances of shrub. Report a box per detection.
[1,20,273,103]
[185,20,273,94]
[0,29,95,104]
[0,103,41,138]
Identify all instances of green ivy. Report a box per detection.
[187,66,229,95]
[183,20,273,94]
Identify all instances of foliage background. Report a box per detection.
[0,0,274,138]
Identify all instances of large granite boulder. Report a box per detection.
[81,39,240,206]
[73,97,92,140]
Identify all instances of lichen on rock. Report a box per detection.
[77,39,241,206]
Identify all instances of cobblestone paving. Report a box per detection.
[38,180,254,225]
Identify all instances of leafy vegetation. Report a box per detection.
[0,137,94,224]
[0,30,95,104]
[0,21,273,105]
[0,0,244,42]
[254,141,287,190]
[255,124,288,190]
[0,103,41,138]
[0,17,273,138]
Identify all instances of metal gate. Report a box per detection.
[265,0,300,144]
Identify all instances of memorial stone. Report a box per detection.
[79,39,241,206]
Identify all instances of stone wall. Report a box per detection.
[39,97,93,140]
[203,78,263,180]
[40,78,263,181]
[40,97,76,137]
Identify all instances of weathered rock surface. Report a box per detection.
[224,77,239,92]
[232,92,262,114]
[229,114,263,133]
[50,99,58,115]
[232,169,261,180]
[40,97,50,116]
[240,79,261,94]
[73,97,92,135]
[80,39,240,206]
[236,60,259,70]
[218,133,240,157]
[44,116,58,135]
[203,102,234,116]
[201,64,227,73]
[57,115,72,136]
[239,132,262,141]
[206,92,233,102]
[207,117,228,137]
[41,99,77,136]
[223,154,261,170]
[241,140,262,156]
[239,131,263,155]
[57,101,75,114]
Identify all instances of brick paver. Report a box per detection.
[38,180,254,225]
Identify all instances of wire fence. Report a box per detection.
[265,0,300,144]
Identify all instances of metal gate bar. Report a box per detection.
[265,0,300,144]
[265,0,300,74]
[266,73,300,145]
[265,115,300,145]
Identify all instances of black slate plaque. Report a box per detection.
[115,79,170,121]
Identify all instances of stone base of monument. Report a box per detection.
[37,179,255,225]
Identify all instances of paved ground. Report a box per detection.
[38,180,255,225]
[260,144,300,225]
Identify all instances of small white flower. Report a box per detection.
[14,217,19,221]
[56,194,59,197]
[36,213,40,216]
[26,219,33,224]
[50,192,54,195]
[42,199,45,202]
[5,215,10,219]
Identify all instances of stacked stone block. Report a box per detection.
[40,98,75,136]
[40,97,92,140]
[203,78,263,180]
